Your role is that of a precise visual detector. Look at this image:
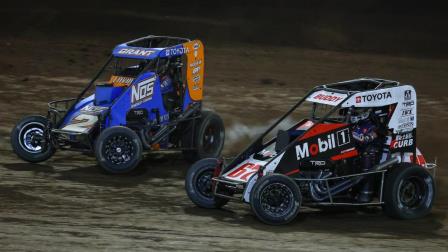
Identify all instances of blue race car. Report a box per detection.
[11,35,225,173]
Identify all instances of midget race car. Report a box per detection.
[185,78,436,225]
[11,35,225,173]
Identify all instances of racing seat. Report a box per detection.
[275,130,290,152]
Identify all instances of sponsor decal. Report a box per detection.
[193,75,201,83]
[313,94,343,103]
[118,48,155,57]
[193,42,199,57]
[226,163,261,181]
[397,122,414,131]
[131,76,156,107]
[401,108,413,116]
[391,132,414,149]
[404,90,412,100]
[399,115,415,124]
[165,47,190,57]
[296,128,350,160]
[310,160,326,166]
[402,101,414,107]
[355,91,392,103]
[62,114,98,133]
[306,91,347,105]
[109,75,135,86]
[189,59,202,89]
[81,105,108,114]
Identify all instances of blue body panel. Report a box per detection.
[62,95,95,126]
[112,43,189,60]
[112,44,163,60]
[107,72,169,127]
[60,71,174,129]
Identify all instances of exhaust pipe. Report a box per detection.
[309,157,399,202]
[373,157,399,171]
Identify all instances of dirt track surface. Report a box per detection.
[0,38,448,251]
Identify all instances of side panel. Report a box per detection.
[341,85,417,134]
[60,95,95,128]
[273,124,358,174]
[222,155,267,182]
[108,72,169,127]
[183,40,204,102]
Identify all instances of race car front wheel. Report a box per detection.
[250,174,302,225]
[185,158,229,208]
[11,115,55,162]
[383,163,435,219]
[95,126,142,174]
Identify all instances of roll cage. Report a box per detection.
[222,78,411,173]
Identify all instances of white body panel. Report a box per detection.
[339,85,417,134]
[222,155,267,182]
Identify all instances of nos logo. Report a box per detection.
[131,76,155,107]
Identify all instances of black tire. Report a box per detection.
[383,163,435,219]
[250,174,302,225]
[185,158,229,208]
[10,115,55,163]
[95,126,142,174]
[182,111,225,162]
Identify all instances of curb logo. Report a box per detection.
[391,132,414,149]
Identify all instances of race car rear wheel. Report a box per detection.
[383,163,435,219]
[250,174,301,225]
[182,111,225,162]
[95,126,142,174]
[185,158,229,208]
[10,115,55,162]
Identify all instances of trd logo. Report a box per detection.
[355,91,392,103]
[131,77,155,107]
[310,160,326,166]
[404,90,412,100]
[296,128,350,160]
[402,101,414,107]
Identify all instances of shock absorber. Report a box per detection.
[380,135,392,163]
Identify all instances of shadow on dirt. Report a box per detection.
[2,163,55,173]
[183,205,446,239]
[1,152,190,188]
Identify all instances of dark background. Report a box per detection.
[0,1,447,250]
[1,0,447,58]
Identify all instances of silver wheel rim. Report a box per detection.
[18,122,45,153]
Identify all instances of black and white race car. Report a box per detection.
[185,78,436,225]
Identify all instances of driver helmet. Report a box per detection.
[350,109,371,124]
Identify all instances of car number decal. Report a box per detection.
[226,163,261,182]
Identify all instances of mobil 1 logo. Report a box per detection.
[131,76,156,108]
[295,127,351,160]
